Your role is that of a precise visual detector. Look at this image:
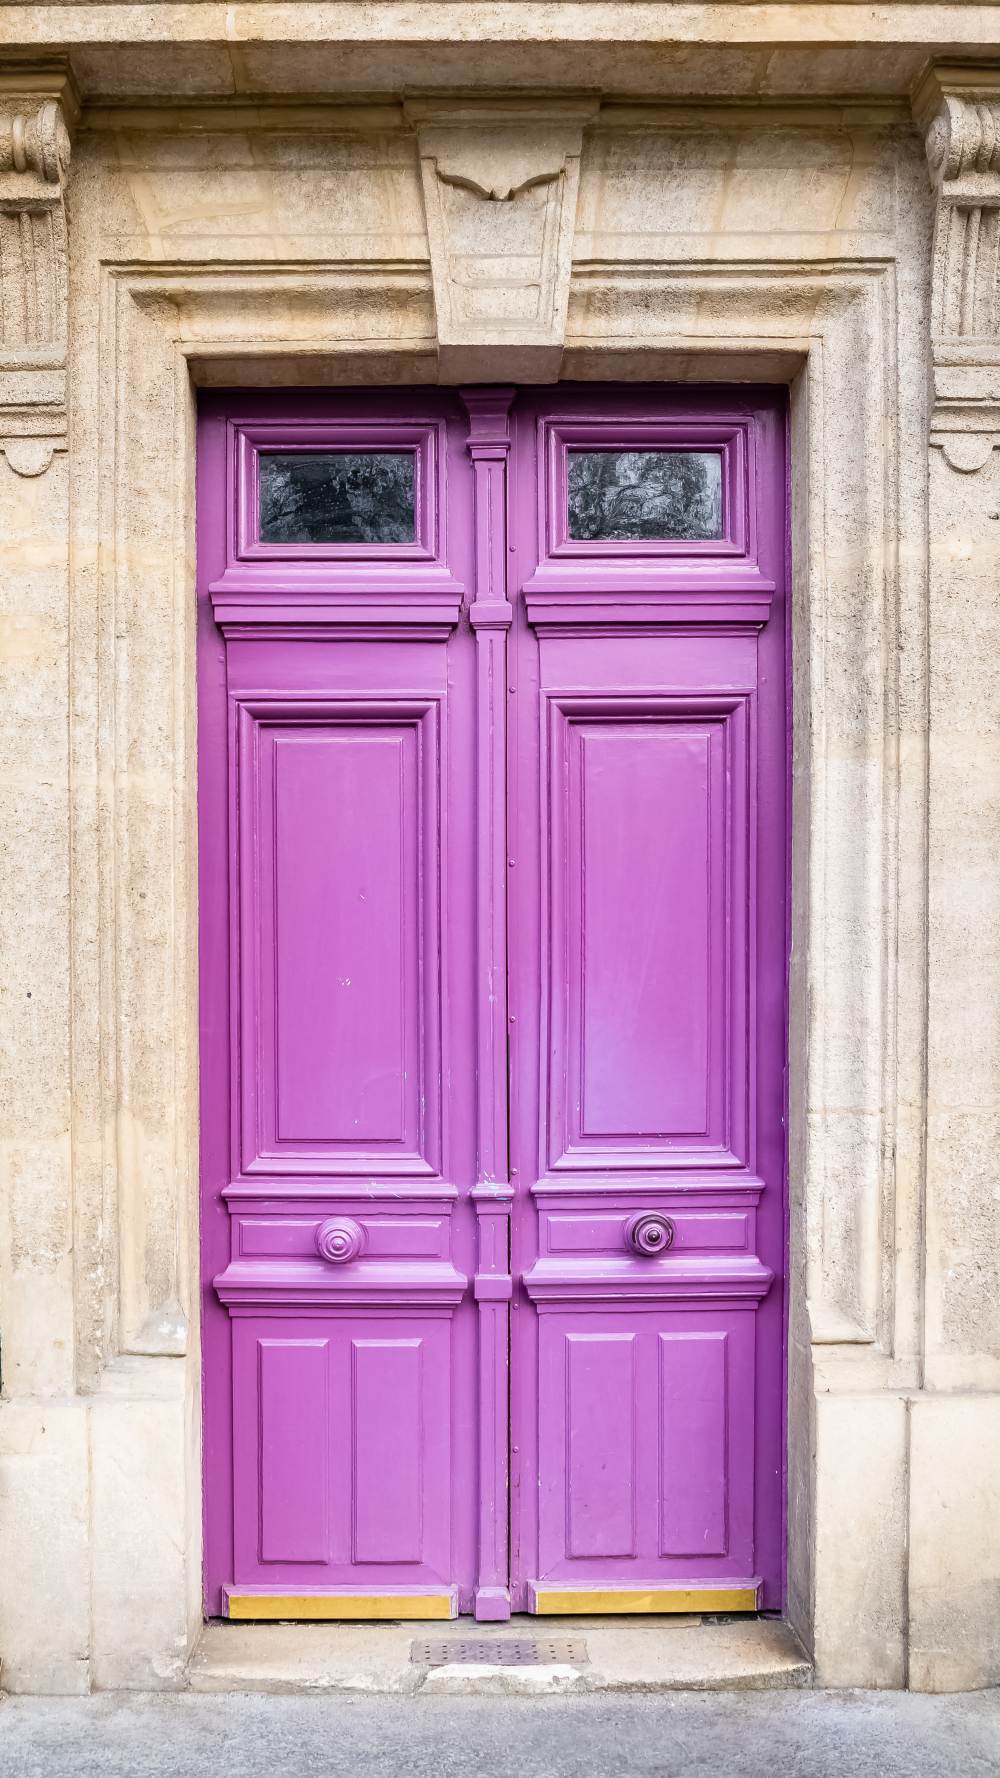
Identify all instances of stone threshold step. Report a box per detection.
[188,1616,811,1696]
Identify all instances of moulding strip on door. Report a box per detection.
[461,386,516,1623]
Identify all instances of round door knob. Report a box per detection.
[315,1217,366,1265]
[625,1211,675,1257]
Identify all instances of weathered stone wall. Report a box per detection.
[0,58,998,1694]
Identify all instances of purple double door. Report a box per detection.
[198,386,787,1621]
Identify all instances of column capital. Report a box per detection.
[915,64,1000,200]
[0,65,77,194]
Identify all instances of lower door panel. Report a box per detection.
[532,1305,760,1595]
[229,1310,456,1599]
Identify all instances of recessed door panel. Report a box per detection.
[545,696,748,1172]
[535,1308,756,1585]
[577,724,712,1140]
[658,1329,731,1557]
[564,1332,638,1559]
[351,1337,425,1564]
[238,704,441,1176]
[257,1337,330,1563]
[273,730,413,1146]
[232,1313,453,1589]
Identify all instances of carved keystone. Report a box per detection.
[915,65,1000,471]
[406,99,598,382]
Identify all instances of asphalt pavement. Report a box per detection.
[1,1688,999,1778]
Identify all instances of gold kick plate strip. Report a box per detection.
[225,1592,456,1622]
[532,1586,760,1615]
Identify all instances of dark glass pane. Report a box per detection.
[567,449,723,542]
[258,451,416,544]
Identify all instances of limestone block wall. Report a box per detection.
[0,68,998,1694]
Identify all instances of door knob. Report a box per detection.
[625,1211,675,1256]
[315,1217,366,1264]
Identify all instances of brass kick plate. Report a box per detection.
[532,1586,760,1615]
[225,1592,456,1621]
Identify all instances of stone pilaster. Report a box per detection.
[909,64,1000,1691]
[0,67,85,1693]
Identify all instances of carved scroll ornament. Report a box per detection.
[0,77,76,473]
[917,68,1000,472]
[0,98,71,186]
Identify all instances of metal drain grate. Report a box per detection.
[411,1636,588,1667]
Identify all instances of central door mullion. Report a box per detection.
[462,387,516,1622]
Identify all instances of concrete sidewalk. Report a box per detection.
[1,1689,999,1778]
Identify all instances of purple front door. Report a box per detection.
[198,386,787,1621]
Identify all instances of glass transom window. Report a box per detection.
[258,451,416,545]
[567,449,723,542]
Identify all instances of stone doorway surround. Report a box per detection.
[1,41,1000,1696]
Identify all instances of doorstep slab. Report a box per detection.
[187,1616,810,1696]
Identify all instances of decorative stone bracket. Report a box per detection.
[0,69,77,474]
[916,64,1000,472]
[406,99,598,382]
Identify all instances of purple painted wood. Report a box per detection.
[508,387,786,1610]
[199,392,480,1611]
[462,389,516,1620]
[198,385,787,1618]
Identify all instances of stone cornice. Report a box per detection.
[77,96,910,136]
[7,15,1000,104]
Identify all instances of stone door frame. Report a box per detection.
[72,245,922,1682]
